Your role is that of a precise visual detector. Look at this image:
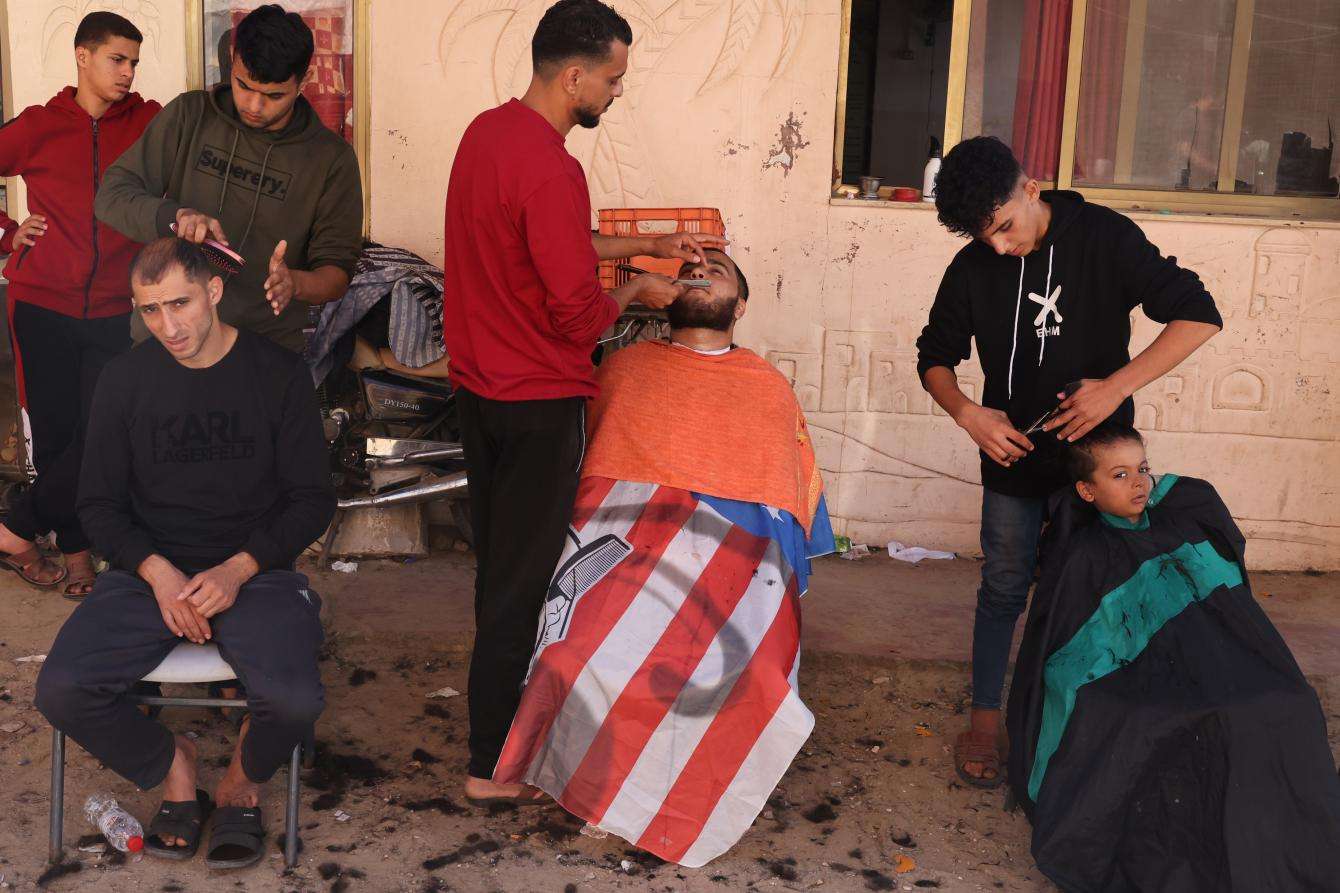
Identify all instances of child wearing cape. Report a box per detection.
[1006,422,1340,892]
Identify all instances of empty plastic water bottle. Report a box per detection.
[84,793,144,853]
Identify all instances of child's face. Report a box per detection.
[1076,440,1153,522]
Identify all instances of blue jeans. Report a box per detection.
[971,489,1047,709]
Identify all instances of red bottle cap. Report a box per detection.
[127,836,144,853]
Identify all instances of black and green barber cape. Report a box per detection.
[1006,474,1340,892]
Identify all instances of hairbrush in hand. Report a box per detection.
[170,223,245,275]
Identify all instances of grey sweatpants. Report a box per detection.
[36,569,324,790]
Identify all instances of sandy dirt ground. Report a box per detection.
[0,549,1335,893]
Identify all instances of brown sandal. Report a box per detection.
[954,728,1005,789]
[61,552,100,600]
[0,546,68,588]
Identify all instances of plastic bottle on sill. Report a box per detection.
[923,136,942,203]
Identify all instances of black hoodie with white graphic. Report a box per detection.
[916,191,1222,499]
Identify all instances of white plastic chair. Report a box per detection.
[48,643,304,868]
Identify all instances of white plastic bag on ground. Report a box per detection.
[886,541,955,564]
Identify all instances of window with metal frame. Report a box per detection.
[833,0,1340,219]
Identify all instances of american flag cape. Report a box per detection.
[494,476,835,867]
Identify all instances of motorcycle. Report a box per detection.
[314,304,668,562]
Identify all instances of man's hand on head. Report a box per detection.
[174,208,228,246]
[139,554,212,644]
[179,553,260,620]
[647,232,730,264]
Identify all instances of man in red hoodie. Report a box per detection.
[0,12,160,597]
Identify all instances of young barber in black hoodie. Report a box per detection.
[915,137,1222,789]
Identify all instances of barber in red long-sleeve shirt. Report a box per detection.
[443,0,725,807]
[0,12,159,598]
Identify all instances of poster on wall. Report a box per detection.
[203,0,355,143]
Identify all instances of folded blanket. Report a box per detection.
[306,243,445,385]
[495,476,834,867]
[583,341,824,534]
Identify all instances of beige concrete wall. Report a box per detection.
[4,0,1333,568]
[372,0,1340,570]
[816,208,1340,571]
[1,0,188,219]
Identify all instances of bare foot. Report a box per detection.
[463,776,548,802]
[215,718,261,808]
[157,735,198,847]
[0,523,33,556]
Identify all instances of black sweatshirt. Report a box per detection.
[916,191,1222,499]
[78,328,335,575]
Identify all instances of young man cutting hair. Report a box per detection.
[95,3,362,353]
[915,136,1222,788]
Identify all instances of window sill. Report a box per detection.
[828,196,1340,229]
[830,197,939,211]
[1104,205,1340,229]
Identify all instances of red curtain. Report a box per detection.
[1011,0,1072,181]
[1074,0,1129,182]
[229,6,354,144]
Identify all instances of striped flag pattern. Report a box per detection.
[494,476,817,867]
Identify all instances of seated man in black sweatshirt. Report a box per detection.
[915,137,1222,790]
[36,237,335,870]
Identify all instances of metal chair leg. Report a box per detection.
[284,743,301,868]
[49,728,65,865]
[320,509,346,569]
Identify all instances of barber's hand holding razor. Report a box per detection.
[177,553,259,619]
[140,555,212,644]
[954,403,1034,468]
[1044,378,1125,442]
[647,232,730,264]
[612,273,686,311]
[174,208,228,246]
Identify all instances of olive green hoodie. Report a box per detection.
[95,85,362,351]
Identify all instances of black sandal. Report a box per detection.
[205,805,265,870]
[145,789,212,860]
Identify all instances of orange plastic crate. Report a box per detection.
[596,207,726,290]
